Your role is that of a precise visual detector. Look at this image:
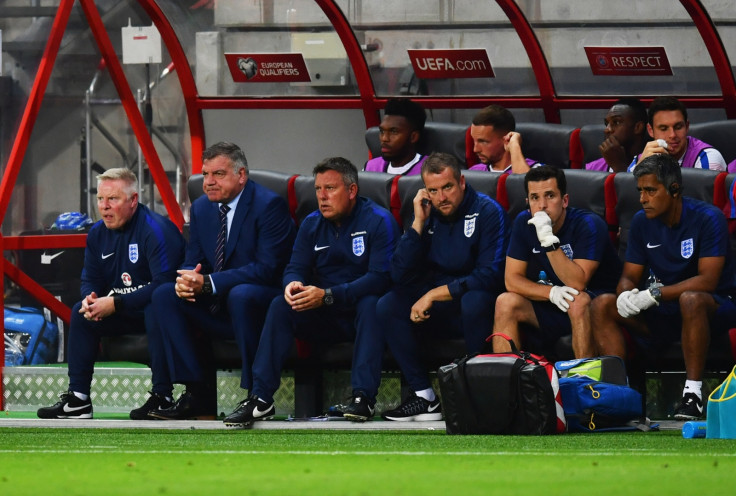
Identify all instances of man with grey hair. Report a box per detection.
[149,142,296,421]
[222,157,400,426]
[38,168,185,419]
[592,153,736,420]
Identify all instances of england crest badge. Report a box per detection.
[352,236,365,256]
[681,238,694,259]
[464,216,476,238]
[129,243,139,263]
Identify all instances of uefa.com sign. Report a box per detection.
[408,49,495,79]
[584,46,673,76]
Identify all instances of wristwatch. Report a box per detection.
[322,288,334,306]
[202,275,214,295]
[649,286,662,303]
[544,242,560,253]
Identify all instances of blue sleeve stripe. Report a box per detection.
[698,150,711,170]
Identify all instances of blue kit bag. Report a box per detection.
[556,357,650,432]
[4,307,59,366]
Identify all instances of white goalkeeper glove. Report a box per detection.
[527,211,560,248]
[616,288,657,318]
[549,285,579,312]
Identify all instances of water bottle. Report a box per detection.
[682,421,707,439]
[4,336,25,366]
[537,270,553,285]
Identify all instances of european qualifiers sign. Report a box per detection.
[225,53,311,83]
[407,49,495,79]
[584,46,673,76]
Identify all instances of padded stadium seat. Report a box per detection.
[365,121,468,166]
[187,173,204,202]
[613,169,722,257]
[292,175,318,226]
[462,169,501,200]
[396,175,426,230]
[464,122,580,170]
[499,170,613,229]
[357,171,394,212]
[248,169,296,202]
[688,120,736,164]
[515,123,578,169]
[579,124,606,167]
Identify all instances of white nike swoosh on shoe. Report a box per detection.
[101,252,115,259]
[252,403,273,418]
[427,403,440,413]
[646,243,661,249]
[314,245,329,251]
[63,403,90,413]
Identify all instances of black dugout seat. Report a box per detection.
[365,121,468,166]
[689,120,736,165]
[579,124,606,167]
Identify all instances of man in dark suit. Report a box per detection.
[148,142,296,420]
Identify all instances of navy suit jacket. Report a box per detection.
[184,179,296,294]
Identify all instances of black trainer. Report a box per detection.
[342,392,375,422]
[147,391,216,420]
[674,392,703,420]
[382,395,442,421]
[37,391,93,419]
[223,395,275,427]
[130,392,173,420]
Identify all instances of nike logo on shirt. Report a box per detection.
[101,252,115,259]
[314,245,329,251]
[532,248,541,253]
[646,243,661,249]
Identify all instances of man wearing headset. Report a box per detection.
[592,154,736,420]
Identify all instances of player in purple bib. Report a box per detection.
[585,98,649,173]
[363,98,427,176]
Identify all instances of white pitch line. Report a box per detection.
[0,449,734,457]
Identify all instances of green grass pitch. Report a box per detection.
[1,427,735,495]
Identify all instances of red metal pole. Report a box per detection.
[78,0,184,229]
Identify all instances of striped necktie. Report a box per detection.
[214,204,230,273]
[209,204,230,314]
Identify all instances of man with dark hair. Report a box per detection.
[586,97,650,172]
[492,166,621,358]
[364,98,428,175]
[148,142,296,420]
[223,157,400,426]
[468,104,541,174]
[592,154,736,420]
[629,96,726,172]
[376,152,510,421]
[38,168,185,419]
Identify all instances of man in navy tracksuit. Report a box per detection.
[38,168,185,419]
[377,152,510,421]
[223,157,400,426]
[149,142,295,421]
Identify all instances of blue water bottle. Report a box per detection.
[682,421,707,438]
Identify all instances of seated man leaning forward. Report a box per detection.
[492,166,622,358]
[364,98,427,176]
[468,104,542,174]
[629,96,726,172]
[592,154,736,420]
[38,168,185,419]
[585,97,650,173]
[149,142,296,420]
[377,152,510,421]
[222,157,400,426]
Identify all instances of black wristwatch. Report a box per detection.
[322,288,334,306]
[202,275,213,295]
[544,242,560,253]
[649,286,662,303]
